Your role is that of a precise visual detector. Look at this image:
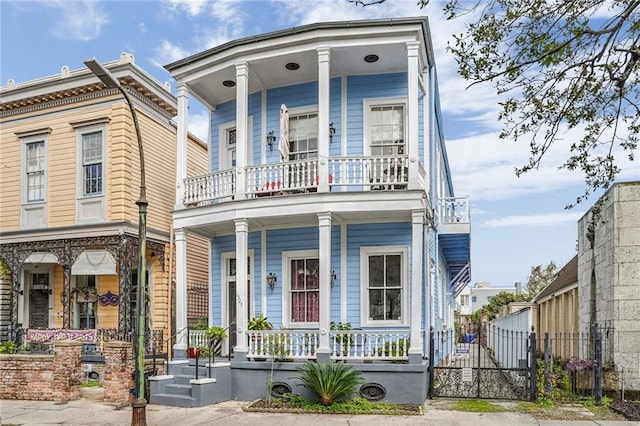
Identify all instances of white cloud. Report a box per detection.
[138,22,147,34]
[163,0,209,16]
[188,109,210,144]
[151,40,191,69]
[48,0,108,41]
[484,212,585,228]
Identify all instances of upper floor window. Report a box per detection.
[369,103,405,156]
[25,141,45,202]
[226,128,236,167]
[81,131,103,196]
[289,112,318,160]
[361,246,408,326]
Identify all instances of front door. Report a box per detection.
[28,272,50,329]
[225,257,251,354]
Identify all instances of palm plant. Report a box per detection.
[294,361,363,406]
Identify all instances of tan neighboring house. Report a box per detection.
[0,53,209,349]
[532,255,579,357]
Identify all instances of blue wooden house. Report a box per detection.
[158,17,471,405]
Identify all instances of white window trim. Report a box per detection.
[20,133,49,229]
[282,249,320,329]
[75,122,106,223]
[220,250,254,334]
[218,116,253,170]
[362,97,407,157]
[75,123,106,199]
[360,245,409,327]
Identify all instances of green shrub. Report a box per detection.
[294,361,363,406]
[0,340,18,354]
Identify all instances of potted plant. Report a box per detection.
[199,326,227,359]
[248,313,273,331]
[248,314,273,359]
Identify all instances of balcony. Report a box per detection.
[182,156,422,207]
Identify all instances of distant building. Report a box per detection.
[456,281,522,316]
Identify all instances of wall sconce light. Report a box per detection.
[267,272,277,290]
[329,122,336,143]
[330,270,337,288]
[266,131,276,151]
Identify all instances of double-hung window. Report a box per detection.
[82,131,103,196]
[284,250,319,326]
[26,141,45,202]
[369,103,405,156]
[73,119,107,223]
[361,246,407,325]
[288,112,318,160]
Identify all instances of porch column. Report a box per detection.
[175,82,189,208]
[317,212,332,360]
[173,228,188,359]
[234,218,249,360]
[409,210,424,364]
[406,41,420,190]
[235,62,249,200]
[317,47,331,193]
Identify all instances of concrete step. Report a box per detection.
[151,393,196,408]
[173,374,195,385]
[163,384,192,397]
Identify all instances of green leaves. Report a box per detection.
[444,0,640,206]
[294,361,363,406]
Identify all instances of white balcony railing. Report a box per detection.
[182,156,414,206]
[438,196,470,224]
[246,329,410,362]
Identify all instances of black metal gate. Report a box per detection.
[429,323,536,400]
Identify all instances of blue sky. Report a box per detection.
[3,0,635,288]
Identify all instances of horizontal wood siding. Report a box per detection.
[97,274,119,329]
[248,231,261,318]
[346,72,407,156]
[137,110,176,232]
[0,121,21,230]
[331,226,341,321]
[346,222,411,327]
[107,103,133,223]
[187,234,209,285]
[187,134,209,177]
[248,92,261,165]
[329,77,341,157]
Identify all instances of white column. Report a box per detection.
[421,68,430,193]
[234,218,249,357]
[317,47,331,193]
[317,212,332,358]
[173,228,188,358]
[406,41,420,190]
[409,210,424,363]
[235,62,249,199]
[175,83,189,208]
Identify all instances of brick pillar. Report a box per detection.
[52,341,83,401]
[103,341,134,404]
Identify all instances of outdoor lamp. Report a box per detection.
[267,272,277,290]
[329,122,336,143]
[266,131,276,151]
[330,270,337,288]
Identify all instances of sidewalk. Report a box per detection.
[0,399,635,426]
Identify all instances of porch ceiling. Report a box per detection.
[439,233,470,264]
[174,191,428,239]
